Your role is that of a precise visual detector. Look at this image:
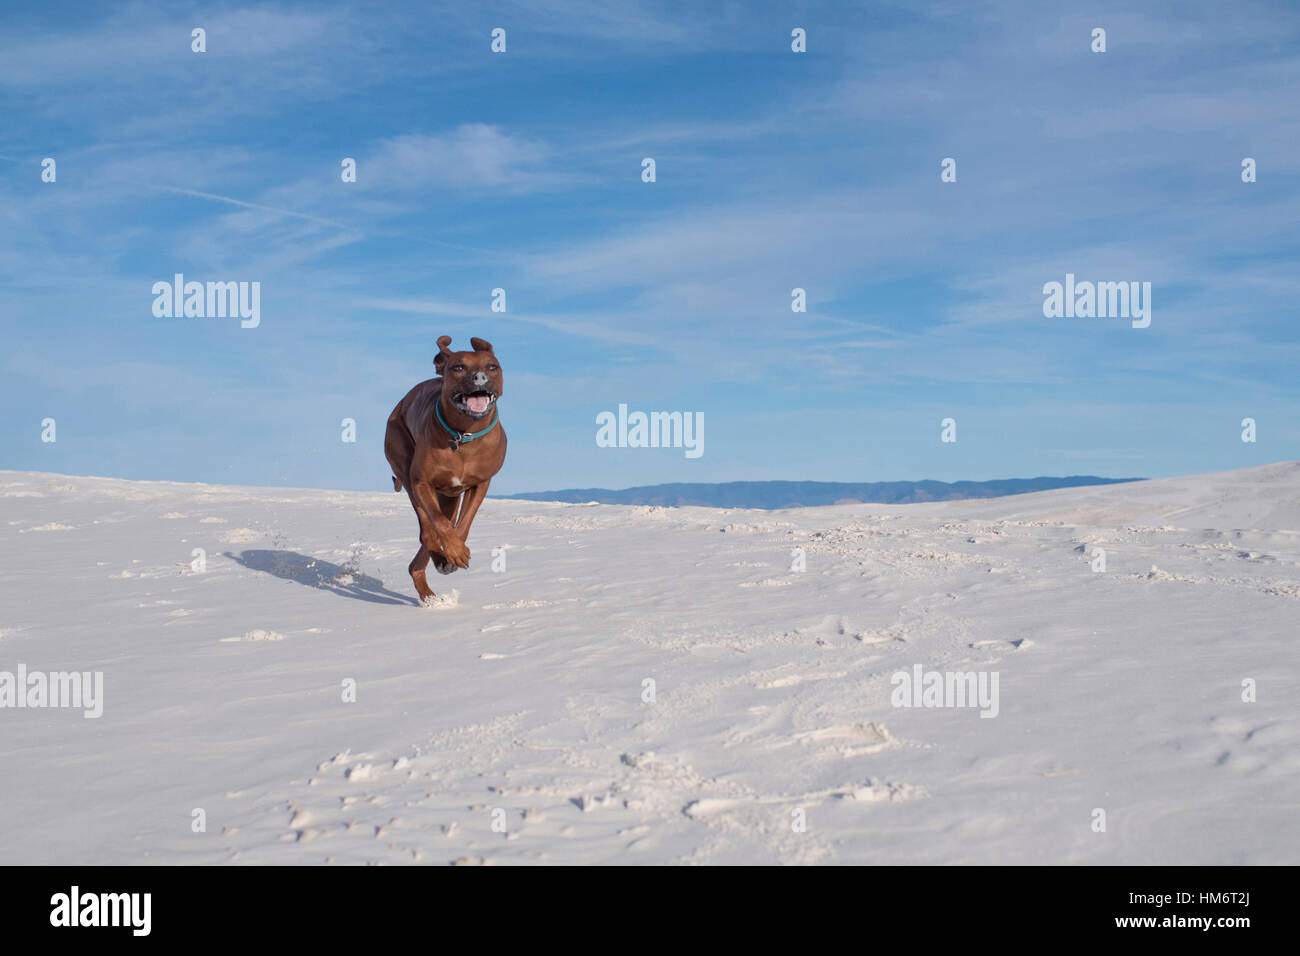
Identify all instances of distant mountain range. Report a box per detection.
[501,476,1144,510]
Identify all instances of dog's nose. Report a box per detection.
[470,371,489,388]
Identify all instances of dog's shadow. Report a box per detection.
[225,549,418,606]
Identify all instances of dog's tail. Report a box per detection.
[391,475,403,492]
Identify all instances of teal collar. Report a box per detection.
[436,399,499,450]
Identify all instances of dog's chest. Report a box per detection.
[437,472,469,494]
[431,456,490,495]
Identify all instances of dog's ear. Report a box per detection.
[434,335,454,373]
[470,337,494,353]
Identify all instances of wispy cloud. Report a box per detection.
[361,124,585,193]
[121,182,356,230]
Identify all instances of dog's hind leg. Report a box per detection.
[408,544,435,603]
[406,495,439,603]
[384,414,414,495]
[403,485,442,603]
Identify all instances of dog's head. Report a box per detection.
[435,335,503,420]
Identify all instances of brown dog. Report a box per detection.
[385,335,507,604]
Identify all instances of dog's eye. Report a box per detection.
[452,364,465,372]
[487,365,498,371]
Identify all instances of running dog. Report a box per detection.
[385,335,506,604]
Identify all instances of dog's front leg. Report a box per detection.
[454,479,491,537]
[411,480,470,568]
[432,481,491,573]
[431,490,464,575]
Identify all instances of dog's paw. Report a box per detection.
[432,554,459,575]
[442,539,471,568]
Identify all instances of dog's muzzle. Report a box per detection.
[451,376,499,418]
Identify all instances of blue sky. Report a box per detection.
[1,0,1297,494]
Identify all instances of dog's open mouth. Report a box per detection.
[451,390,498,417]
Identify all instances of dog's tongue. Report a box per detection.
[465,395,490,415]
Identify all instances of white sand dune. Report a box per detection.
[1,462,1297,865]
